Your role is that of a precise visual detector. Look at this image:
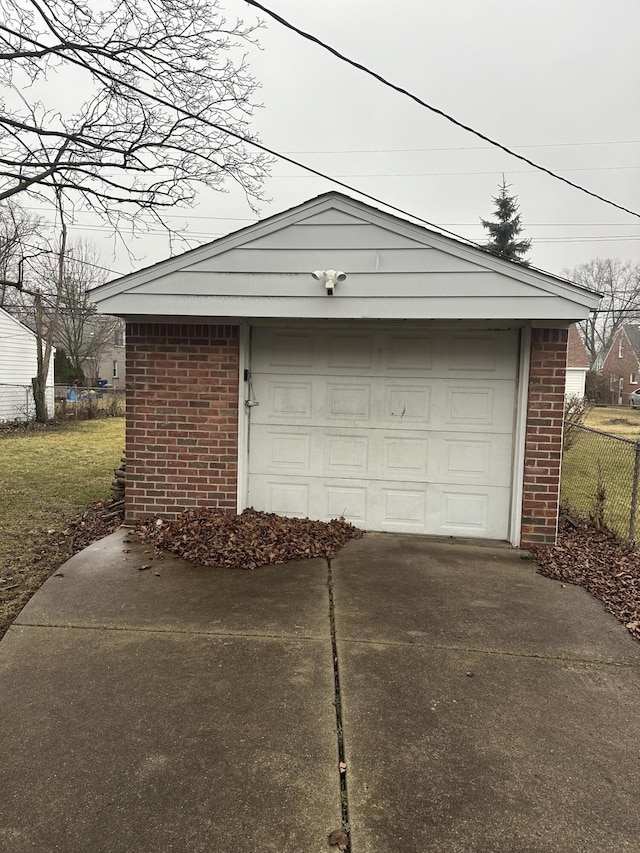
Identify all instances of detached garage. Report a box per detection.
[92,192,599,547]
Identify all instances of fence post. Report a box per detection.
[630,440,640,540]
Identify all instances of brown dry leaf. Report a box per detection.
[327,827,349,850]
[136,508,363,570]
[532,506,640,643]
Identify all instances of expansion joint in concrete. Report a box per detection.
[327,557,351,849]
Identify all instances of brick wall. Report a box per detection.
[125,323,240,521]
[601,330,640,406]
[520,328,568,547]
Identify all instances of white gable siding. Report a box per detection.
[92,195,601,323]
[0,309,55,421]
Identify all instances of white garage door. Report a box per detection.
[247,326,518,539]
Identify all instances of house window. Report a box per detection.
[610,373,617,390]
[619,338,624,358]
[112,360,119,379]
[114,329,124,347]
[631,373,638,385]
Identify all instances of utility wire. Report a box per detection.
[244,0,640,221]
[0,22,487,250]
[2,19,636,280]
[283,140,640,154]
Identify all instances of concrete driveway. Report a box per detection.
[1,530,639,852]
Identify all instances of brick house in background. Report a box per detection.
[96,320,126,388]
[600,324,640,406]
[91,192,600,547]
[565,324,590,399]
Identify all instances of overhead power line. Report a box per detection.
[244,0,640,221]
[272,165,639,178]
[0,23,489,249]
[284,140,640,155]
[4,18,639,280]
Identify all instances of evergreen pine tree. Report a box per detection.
[480,178,532,265]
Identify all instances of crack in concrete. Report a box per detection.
[327,557,351,849]
[337,635,640,667]
[11,622,327,642]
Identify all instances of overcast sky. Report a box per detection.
[94,0,640,278]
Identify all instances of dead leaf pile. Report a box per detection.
[532,510,640,642]
[66,500,124,552]
[136,507,363,569]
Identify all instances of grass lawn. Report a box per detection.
[563,406,640,538]
[0,419,125,636]
[583,405,640,439]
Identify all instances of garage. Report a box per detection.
[91,191,600,547]
[247,325,518,538]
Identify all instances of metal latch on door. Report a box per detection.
[244,369,259,409]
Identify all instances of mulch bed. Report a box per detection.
[532,510,640,643]
[136,507,364,569]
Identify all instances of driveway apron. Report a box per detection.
[1,530,640,852]
[332,533,640,852]
[0,532,341,853]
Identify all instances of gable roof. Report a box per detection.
[91,192,601,322]
[622,324,640,358]
[567,324,590,369]
[600,324,640,369]
[0,305,39,342]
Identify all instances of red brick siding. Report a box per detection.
[520,328,568,547]
[601,330,640,406]
[125,323,240,521]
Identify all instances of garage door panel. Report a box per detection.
[325,434,370,474]
[382,385,431,424]
[252,425,511,488]
[267,432,311,470]
[323,485,368,524]
[384,334,433,371]
[327,383,371,420]
[439,434,513,486]
[248,473,511,538]
[382,435,429,478]
[261,330,314,369]
[381,488,426,528]
[270,381,313,419]
[248,327,517,539]
[438,332,519,378]
[433,485,511,539]
[252,327,517,381]
[326,333,374,369]
[440,381,515,431]
[257,481,311,518]
[254,376,513,432]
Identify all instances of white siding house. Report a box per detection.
[565,324,589,399]
[0,307,55,421]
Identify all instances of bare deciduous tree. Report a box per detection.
[0,200,43,307]
[566,259,640,367]
[0,0,271,234]
[46,240,119,385]
[31,205,66,422]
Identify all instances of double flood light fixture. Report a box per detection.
[311,269,347,296]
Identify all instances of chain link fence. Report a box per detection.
[0,383,47,422]
[0,383,125,423]
[561,423,640,540]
